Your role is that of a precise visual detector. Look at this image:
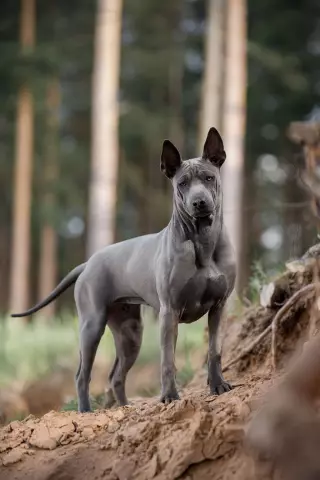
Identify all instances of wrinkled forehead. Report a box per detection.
[175,157,219,180]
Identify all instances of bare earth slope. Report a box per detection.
[0,375,270,480]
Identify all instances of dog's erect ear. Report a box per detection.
[202,127,226,168]
[160,140,182,178]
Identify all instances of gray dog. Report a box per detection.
[12,127,236,412]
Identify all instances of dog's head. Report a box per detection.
[160,127,226,219]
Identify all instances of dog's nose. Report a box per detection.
[192,199,207,209]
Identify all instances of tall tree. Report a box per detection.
[9,0,36,314]
[222,0,247,292]
[198,0,226,150]
[87,0,123,256]
[37,79,60,319]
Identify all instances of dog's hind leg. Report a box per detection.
[75,280,109,413]
[104,357,119,408]
[105,304,142,407]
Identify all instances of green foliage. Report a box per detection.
[61,393,105,412]
[0,313,205,396]
[177,363,194,388]
[248,261,268,303]
[176,324,196,387]
[247,260,285,303]
[0,317,78,386]
[61,398,78,412]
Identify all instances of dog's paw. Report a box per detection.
[209,380,233,396]
[160,391,180,404]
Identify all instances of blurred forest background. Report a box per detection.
[1,0,320,417]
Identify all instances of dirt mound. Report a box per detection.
[1,257,318,480]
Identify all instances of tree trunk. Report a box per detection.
[198,0,226,151]
[9,0,35,315]
[222,0,247,293]
[37,80,60,320]
[87,0,123,257]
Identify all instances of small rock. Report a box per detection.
[93,414,110,428]
[25,420,37,430]
[111,435,121,449]
[25,449,35,456]
[78,417,95,429]
[59,433,72,445]
[29,425,58,450]
[108,421,120,433]
[81,427,95,440]
[9,421,23,431]
[112,410,125,421]
[112,458,136,480]
[51,417,75,433]
[99,444,110,451]
[236,402,251,420]
[24,414,35,422]
[70,432,81,444]
[2,448,24,466]
[43,411,56,418]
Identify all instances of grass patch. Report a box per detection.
[136,384,159,398]
[0,317,78,386]
[0,310,205,390]
[247,261,268,303]
[177,363,194,387]
[61,398,78,412]
[61,393,105,412]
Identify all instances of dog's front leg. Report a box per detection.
[159,309,180,403]
[207,304,232,395]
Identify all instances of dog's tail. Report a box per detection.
[11,263,86,318]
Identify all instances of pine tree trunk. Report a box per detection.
[222,0,247,292]
[87,0,123,257]
[9,0,35,315]
[198,0,226,151]
[37,80,60,320]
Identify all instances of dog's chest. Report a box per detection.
[168,241,226,322]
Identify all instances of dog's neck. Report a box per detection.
[169,197,222,267]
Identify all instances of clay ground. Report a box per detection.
[0,370,272,480]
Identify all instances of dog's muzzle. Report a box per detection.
[192,199,214,219]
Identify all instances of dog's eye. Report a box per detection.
[178,180,187,187]
[206,176,214,182]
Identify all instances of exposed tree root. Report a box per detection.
[223,283,317,373]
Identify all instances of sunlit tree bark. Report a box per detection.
[87,0,123,256]
[37,79,60,319]
[9,0,36,315]
[222,0,247,292]
[199,0,226,151]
